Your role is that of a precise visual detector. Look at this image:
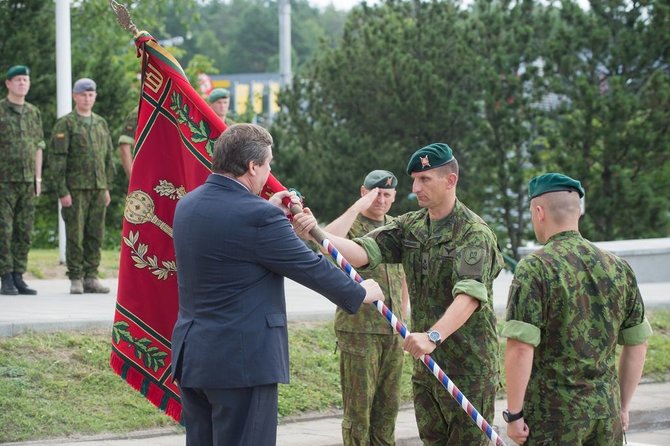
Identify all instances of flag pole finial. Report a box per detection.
[110,0,140,37]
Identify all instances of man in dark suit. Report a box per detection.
[172,123,384,446]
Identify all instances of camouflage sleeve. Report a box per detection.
[118,109,137,146]
[353,217,403,269]
[618,262,653,345]
[48,118,70,197]
[35,107,46,150]
[105,120,115,188]
[451,224,500,303]
[500,257,543,347]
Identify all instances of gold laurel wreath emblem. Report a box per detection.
[123,181,185,279]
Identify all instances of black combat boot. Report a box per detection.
[1,272,19,295]
[12,272,37,295]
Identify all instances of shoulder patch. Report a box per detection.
[464,247,484,265]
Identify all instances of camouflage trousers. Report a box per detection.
[337,330,404,446]
[0,182,35,275]
[412,372,497,446]
[60,189,107,280]
[526,416,623,445]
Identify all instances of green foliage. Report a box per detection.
[273,0,670,252]
[274,0,477,221]
[539,0,670,241]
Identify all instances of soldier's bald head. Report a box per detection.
[534,191,581,226]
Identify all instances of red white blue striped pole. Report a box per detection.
[320,236,506,446]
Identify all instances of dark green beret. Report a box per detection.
[528,173,585,200]
[363,170,398,189]
[208,88,230,102]
[406,143,455,175]
[6,65,30,79]
[73,78,96,93]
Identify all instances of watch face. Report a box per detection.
[428,330,440,343]
[502,410,510,423]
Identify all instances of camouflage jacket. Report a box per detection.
[117,106,138,147]
[0,98,45,182]
[502,230,653,421]
[355,199,504,379]
[47,111,115,197]
[335,214,406,335]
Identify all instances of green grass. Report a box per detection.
[0,329,176,443]
[26,249,120,280]
[1,312,668,443]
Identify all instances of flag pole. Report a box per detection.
[292,204,507,446]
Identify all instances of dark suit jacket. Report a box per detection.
[171,174,365,389]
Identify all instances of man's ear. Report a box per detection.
[446,173,458,189]
[534,204,545,222]
[247,160,257,176]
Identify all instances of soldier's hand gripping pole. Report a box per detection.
[288,203,507,446]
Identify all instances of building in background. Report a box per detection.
[209,73,282,125]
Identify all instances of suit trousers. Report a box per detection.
[180,383,278,446]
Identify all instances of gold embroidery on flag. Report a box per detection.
[154,180,186,200]
[123,229,177,280]
[145,63,164,93]
[124,190,173,237]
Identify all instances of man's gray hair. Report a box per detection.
[212,124,273,176]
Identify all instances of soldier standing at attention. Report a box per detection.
[47,78,115,294]
[293,143,504,445]
[325,170,409,446]
[207,88,235,126]
[0,65,44,295]
[117,106,138,179]
[502,173,651,445]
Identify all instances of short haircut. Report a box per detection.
[543,191,581,225]
[211,124,272,176]
[435,158,459,177]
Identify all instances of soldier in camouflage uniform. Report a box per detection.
[46,78,114,294]
[502,173,652,445]
[0,65,44,295]
[326,170,409,446]
[207,88,235,126]
[117,106,138,178]
[294,143,504,446]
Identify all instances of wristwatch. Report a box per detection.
[426,329,442,346]
[502,409,524,423]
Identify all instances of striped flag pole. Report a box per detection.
[319,235,506,446]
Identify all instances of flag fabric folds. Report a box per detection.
[110,32,285,422]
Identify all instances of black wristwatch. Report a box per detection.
[502,409,524,423]
[426,329,442,346]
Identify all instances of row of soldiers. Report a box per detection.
[0,63,233,296]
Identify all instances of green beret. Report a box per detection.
[363,170,398,189]
[6,65,30,80]
[208,88,230,102]
[406,143,455,175]
[528,173,585,200]
[73,78,96,93]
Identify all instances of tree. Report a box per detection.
[273,0,480,222]
[461,0,551,256]
[540,0,670,241]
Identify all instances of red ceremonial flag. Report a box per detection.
[110,31,286,422]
